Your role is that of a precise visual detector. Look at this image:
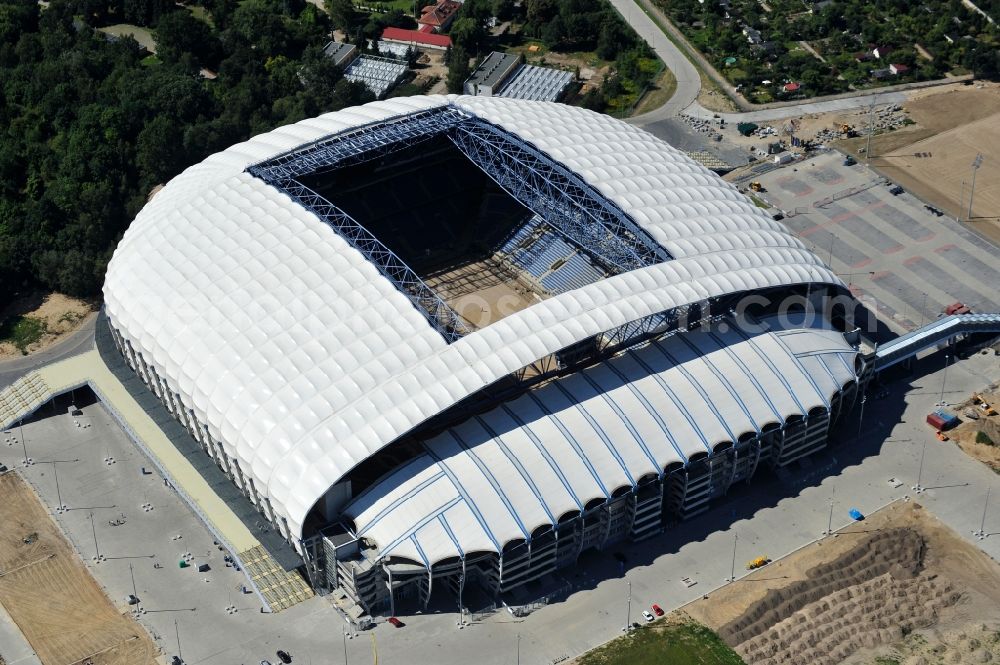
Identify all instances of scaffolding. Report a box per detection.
[345,55,408,99]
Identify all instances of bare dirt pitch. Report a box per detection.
[425,255,544,330]
[0,472,157,665]
[841,83,1000,245]
[681,501,1000,665]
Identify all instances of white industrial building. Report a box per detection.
[102,95,870,618]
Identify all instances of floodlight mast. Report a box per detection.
[967,154,983,221]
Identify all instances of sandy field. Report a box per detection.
[425,256,543,330]
[948,385,1000,474]
[0,472,157,665]
[0,293,94,359]
[682,500,1000,665]
[840,83,1000,245]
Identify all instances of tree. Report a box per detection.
[227,0,293,55]
[121,0,174,26]
[156,10,221,67]
[449,16,484,51]
[964,40,1000,80]
[490,0,515,21]
[446,44,470,92]
[325,0,356,33]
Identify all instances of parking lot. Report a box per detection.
[1,341,997,665]
[753,151,1000,334]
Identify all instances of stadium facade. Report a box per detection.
[103,95,870,616]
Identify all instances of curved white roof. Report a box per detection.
[346,322,858,565]
[104,95,844,541]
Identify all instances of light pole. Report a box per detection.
[824,486,836,536]
[967,154,983,220]
[920,293,928,327]
[175,619,182,663]
[18,418,30,466]
[343,626,348,665]
[90,511,103,562]
[52,462,66,512]
[728,532,738,582]
[865,97,876,163]
[913,439,927,494]
[937,354,950,406]
[973,487,991,540]
[624,581,631,632]
[516,634,520,665]
[958,179,966,222]
[130,562,139,604]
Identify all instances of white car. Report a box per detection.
[642,610,655,622]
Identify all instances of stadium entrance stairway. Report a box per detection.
[0,351,312,613]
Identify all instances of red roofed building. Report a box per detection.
[381,27,453,51]
[889,63,910,75]
[782,82,801,92]
[418,0,461,32]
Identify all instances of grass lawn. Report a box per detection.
[185,4,214,25]
[0,316,47,355]
[97,23,156,53]
[632,64,676,115]
[578,620,746,665]
[354,0,416,13]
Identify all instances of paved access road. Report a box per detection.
[611,0,939,125]
[0,312,96,391]
[605,0,699,123]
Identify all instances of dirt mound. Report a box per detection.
[736,571,960,665]
[719,528,925,646]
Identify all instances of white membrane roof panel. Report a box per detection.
[105,96,844,540]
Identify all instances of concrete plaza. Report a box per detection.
[2,340,998,665]
[754,151,1000,334]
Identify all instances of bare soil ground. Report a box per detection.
[838,82,1000,246]
[0,472,157,665]
[424,256,543,329]
[0,293,95,358]
[683,501,1000,665]
[948,386,1000,473]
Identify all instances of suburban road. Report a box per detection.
[0,312,96,391]
[609,0,928,124]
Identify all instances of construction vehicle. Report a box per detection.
[972,393,997,416]
[749,181,764,192]
[838,123,858,138]
[746,556,769,570]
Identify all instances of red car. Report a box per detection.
[652,604,664,617]
[388,617,404,628]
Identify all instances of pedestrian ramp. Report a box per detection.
[0,352,312,613]
[874,313,1000,371]
[0,371,58,431]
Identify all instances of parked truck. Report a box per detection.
[945,302,971,315]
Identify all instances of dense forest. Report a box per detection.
[0,0,374,302]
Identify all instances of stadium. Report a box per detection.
[102,95,870,617]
